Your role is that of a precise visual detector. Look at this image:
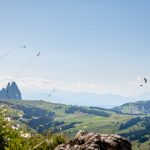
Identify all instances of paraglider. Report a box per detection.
[138,76,148,87]
[22,46,27,48]
[144,77,147,84]
[36,52,40,57]
[45,88,56,100]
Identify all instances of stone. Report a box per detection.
[0,82,22,100]
[55,130,132,150]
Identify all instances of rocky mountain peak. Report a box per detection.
[6,82,11,88]
[0,81,22,100]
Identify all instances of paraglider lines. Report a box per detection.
[0,46,27,62]
[14,52,41,80]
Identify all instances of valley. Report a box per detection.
[1,99,150,149]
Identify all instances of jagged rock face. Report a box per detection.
[55,130,132,150]
[0,82,22,100]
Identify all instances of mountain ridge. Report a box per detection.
[0,82,22,100]
[112,100,150,114]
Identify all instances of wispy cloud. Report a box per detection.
[0,75,118,94]
[1,75,146,98]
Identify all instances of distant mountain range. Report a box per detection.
[23,90,133,108]
[45,91,132,108]
[0,82,22,100]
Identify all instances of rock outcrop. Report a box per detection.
[55,130,132,150]
[0,82,22,100]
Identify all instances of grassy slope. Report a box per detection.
[0,100,131,134]
[1,100,150,150]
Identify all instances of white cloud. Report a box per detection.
[1,75,147,98]
[0,75,117,94]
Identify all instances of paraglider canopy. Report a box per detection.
[36,52,40,57]
[22,46,27,48]
[144,77,147,84]
[138,76,148,87]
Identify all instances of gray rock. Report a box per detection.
[0,82,22,100]
[55,130,132,150]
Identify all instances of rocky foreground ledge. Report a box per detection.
[55,130,132,150]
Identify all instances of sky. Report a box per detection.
[0,1,150,105]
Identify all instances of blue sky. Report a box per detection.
[0,1,150,104]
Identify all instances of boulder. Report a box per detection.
[55,130,132,150]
